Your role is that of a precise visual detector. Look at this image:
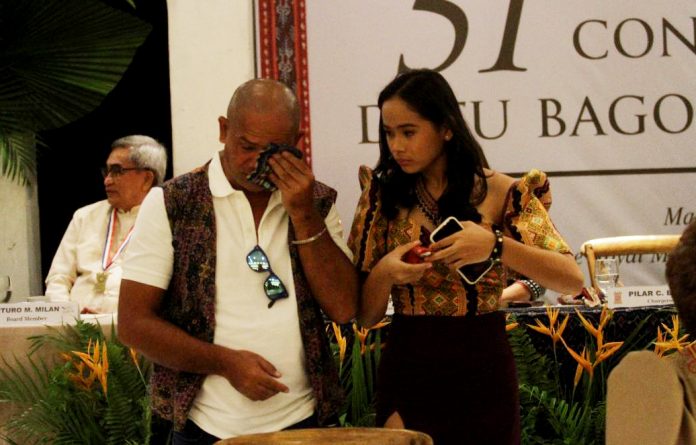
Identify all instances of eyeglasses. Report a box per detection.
[101,165,145,179]
[246,245,288,308]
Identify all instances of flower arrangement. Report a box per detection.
[0,321,151,445]
[509,305,687,445]
[1,308,685,444]
[327,306,685,444]
[328,319,389,427]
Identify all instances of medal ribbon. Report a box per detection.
[101,208,135,271]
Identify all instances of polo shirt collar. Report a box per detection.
[209,151,238,198]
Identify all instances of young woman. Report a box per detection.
[348,69,584,444]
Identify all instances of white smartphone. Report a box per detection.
[429,216,464,244]
[429,216,494,285]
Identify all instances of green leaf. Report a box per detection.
[0,0,152,184]
[0,321,151,444]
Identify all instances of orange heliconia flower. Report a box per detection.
[563,305,624,386]
[505,313,518,332]
[68,360,97,391]
[562,340,594,381]
[129,347,141,374]
[353,324,369,354]
[331,322,348,365]
[353,318,391,354]
[574,305,612,340]
[71,339,109,396]
[527,305,569,346]
[570,346,593,387]
[654,315,691,357]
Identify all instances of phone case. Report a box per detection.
[430,216,464,243]
[430,216,495,285]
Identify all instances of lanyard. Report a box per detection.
[101,208,134,271]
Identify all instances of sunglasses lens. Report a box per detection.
[246,245,289,308]
[264,275,286,296]
[246,247,269,272]
[265,274,288,308]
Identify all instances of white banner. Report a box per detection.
[305,0,696,287]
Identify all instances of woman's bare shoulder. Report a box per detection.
[479,169,516,223]
[484,169,516,193]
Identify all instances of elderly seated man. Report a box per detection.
[45,135,167,313]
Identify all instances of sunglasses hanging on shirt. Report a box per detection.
[246,245,289,308]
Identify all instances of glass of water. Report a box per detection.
[595,258,619,298]
[0,275,11,303]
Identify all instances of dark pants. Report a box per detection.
[172,413,319,445]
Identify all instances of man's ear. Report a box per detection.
[143,170,156,189]
[218,116,228,143]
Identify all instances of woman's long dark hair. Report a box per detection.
[374,69,489,222]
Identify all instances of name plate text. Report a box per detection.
[607,286,673,308]
[0,302,79,326]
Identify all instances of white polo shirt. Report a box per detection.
[123,152,351,438]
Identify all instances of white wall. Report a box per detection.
[167,0,256,175]
[0,176,42,301]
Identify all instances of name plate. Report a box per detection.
[0,301,79,326]
[607,285,673,308]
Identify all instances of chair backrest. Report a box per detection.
[215,427,434,445]
[580,235,680,293]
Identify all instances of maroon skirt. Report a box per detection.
[376,312,520,445]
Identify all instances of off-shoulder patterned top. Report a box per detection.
[348,165,573,316]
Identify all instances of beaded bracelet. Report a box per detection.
[518,279,545,300]
[489,227,504,263]
[291,226,328,245]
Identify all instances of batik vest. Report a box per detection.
[151,163,344,431]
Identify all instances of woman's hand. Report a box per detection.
[357,240,432,328]
[377,240,432,285]
[428,221,495,272]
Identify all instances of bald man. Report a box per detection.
[118,79,358,443]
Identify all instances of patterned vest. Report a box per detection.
[151,163,344,431]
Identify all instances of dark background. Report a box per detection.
[37,0,172,289]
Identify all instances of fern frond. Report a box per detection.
[508,322,556,394]
[520,384,600,445]
[0,354,51,405]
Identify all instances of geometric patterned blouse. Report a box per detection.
[348,165,572,317]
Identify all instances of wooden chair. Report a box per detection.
[215,427,434,445]
[580,235,680,295]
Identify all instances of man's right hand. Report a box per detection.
[223,349,289,401]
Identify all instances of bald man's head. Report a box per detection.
[227,79,301,138]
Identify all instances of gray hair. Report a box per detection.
[111,135,168,186]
